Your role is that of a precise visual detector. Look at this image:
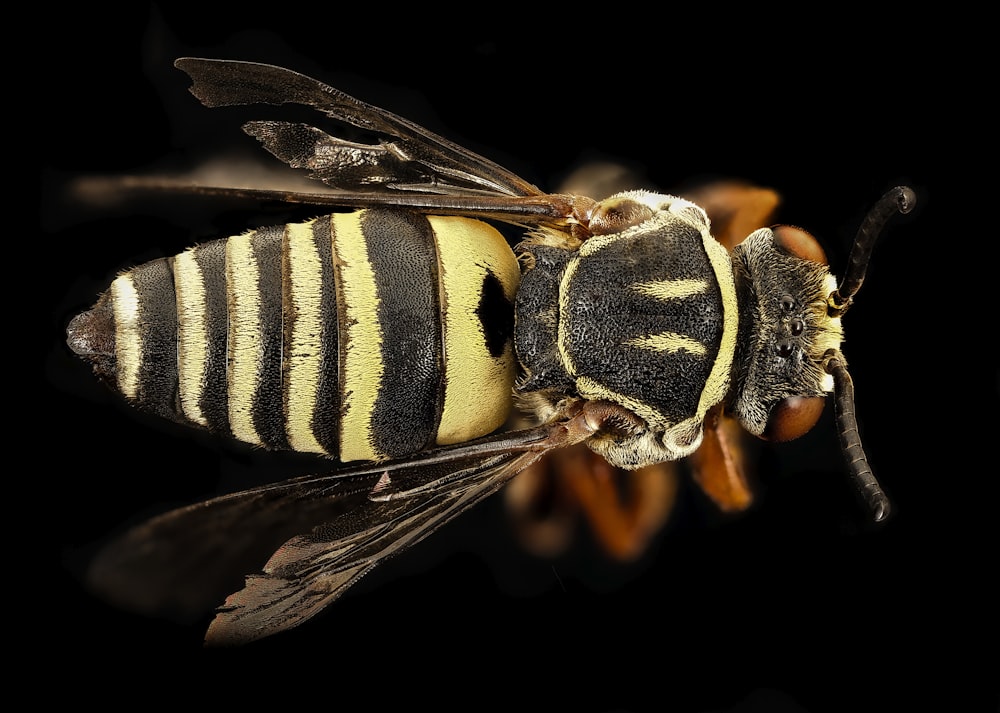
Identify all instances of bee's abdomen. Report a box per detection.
[71,209,520,462]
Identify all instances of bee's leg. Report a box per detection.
[565,448,679,561]
[504,451,580,559]
[506,442,679,561]
[681,180,780,250]
[688,405,755,512]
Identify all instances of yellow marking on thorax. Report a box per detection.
[631,277,707,301]
[625,332,707,355]
[575,376,660,424]
[432,215,518,445]
[333,212,383,462]
[696,234,738,415]
[577,229,624,258]
[559,211,740,435]
[556,254,581,377]
[285,220,326,454]
[226,231,264,445]
[627,277,710,356]
[174,249,208,426]
[111,274,141,399]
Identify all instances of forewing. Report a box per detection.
[87,426,563,643]
[205,449,545,646]
[175,58,544,197]
[88,470,380,622]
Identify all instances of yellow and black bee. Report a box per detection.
[67,58,914,645]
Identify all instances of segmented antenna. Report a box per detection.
[823,350,889,521]
[829,186,916,316]
[820,185,915,521]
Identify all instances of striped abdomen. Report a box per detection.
[68,208,520,462]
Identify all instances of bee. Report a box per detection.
[67,58,915,645]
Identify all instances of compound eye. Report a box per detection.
[772,225,828,265]
[761,396,826,442]
[588,196,654,236]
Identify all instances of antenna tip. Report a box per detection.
[892,186,916,215]
[870,494,891,522]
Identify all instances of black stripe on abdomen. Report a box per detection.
[250,225,289,450]
[193,239,231,436]
[362,209,442,459]
[306,217,340,456]
[121,258,178,420]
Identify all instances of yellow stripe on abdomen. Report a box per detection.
[226,231,264,445]
[333,212,384,462]
[111,274,141,399]
[174,248,208,426]
[285,220,327,454]
[433,216,519,445]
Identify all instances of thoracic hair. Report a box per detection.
[727,227,844,436]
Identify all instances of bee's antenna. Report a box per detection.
[829,186,915,316]
[823,349,889,521]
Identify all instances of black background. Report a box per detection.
[40,5,994,711]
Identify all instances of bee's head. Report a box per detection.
[728,224,842,441]
[727,187,915,521]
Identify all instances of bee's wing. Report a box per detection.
[204,448,545,646]
[87,424,582,645]
[175,58,544,199]
[74,59,583,227]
